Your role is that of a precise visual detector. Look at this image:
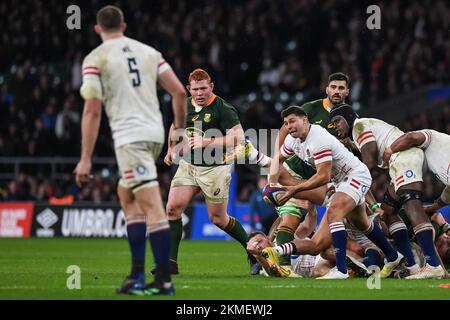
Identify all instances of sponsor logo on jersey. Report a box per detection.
[192,114,200,122]
[185,127,205,137]
[405,170,414,178]
[315,120,323,124]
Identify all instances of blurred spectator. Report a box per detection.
[0,0,449,203]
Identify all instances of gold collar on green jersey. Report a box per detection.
[192,94,217,111]
[322,98,332,112]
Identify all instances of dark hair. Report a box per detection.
[96,5,124,32]
[281,105,308,119]
[248,231,266,242]
[329,103,359,129]
[328,72,349,86]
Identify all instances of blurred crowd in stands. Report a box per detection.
[0,0,449,204]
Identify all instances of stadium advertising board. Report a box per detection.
[32,204,127,238]
[0,202,34,238]
[30,204,195,238]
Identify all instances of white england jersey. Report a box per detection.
[352,118,404,167]
[417,129,450,186]
[80,36,171,148]
[281,124,368,184]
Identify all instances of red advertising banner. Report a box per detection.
[0,202,34,238]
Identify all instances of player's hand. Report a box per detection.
[424,203,438,216]
[189,136,206,149]
[340,137,356,151]
[164,150,174,166]
[382,146,393,169]
[73,159,93,187]
[278,185,299,206]
[326,185,336,198]
[247,240,263,255]
[374,207,385,219]
[298,199,316,215]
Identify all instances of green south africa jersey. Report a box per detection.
[302,98,336,136]
[184,94,240,166]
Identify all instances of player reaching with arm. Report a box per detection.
[330,105,446,279]
[262,106,402,279]
[74,5,187,296]
[382,129,450,218]
[261,73,351,268]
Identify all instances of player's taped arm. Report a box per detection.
[80,99,102,161]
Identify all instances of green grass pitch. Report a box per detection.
[0,238,449,300]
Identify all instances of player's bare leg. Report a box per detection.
[165,185,200,272]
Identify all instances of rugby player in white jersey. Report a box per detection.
[383,129,450,217]
[330,104,445,279]
[73,5,187,295]
[262,106,402,279]
[382,128,450,278]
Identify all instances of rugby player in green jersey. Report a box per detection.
[162,69,263,275]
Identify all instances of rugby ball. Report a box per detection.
[262,183,285,207]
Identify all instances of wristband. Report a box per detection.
[440,222,450,236]
[370,202,381,213]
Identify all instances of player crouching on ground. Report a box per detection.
[262,106,403,279]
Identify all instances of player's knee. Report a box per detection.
[326,203,345,221]
[167,204,183,219]
[397,189,423,206]
[280,215,300,229]
[309,247,322,256]
[383,190,402,211]
[119,197,135,213]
